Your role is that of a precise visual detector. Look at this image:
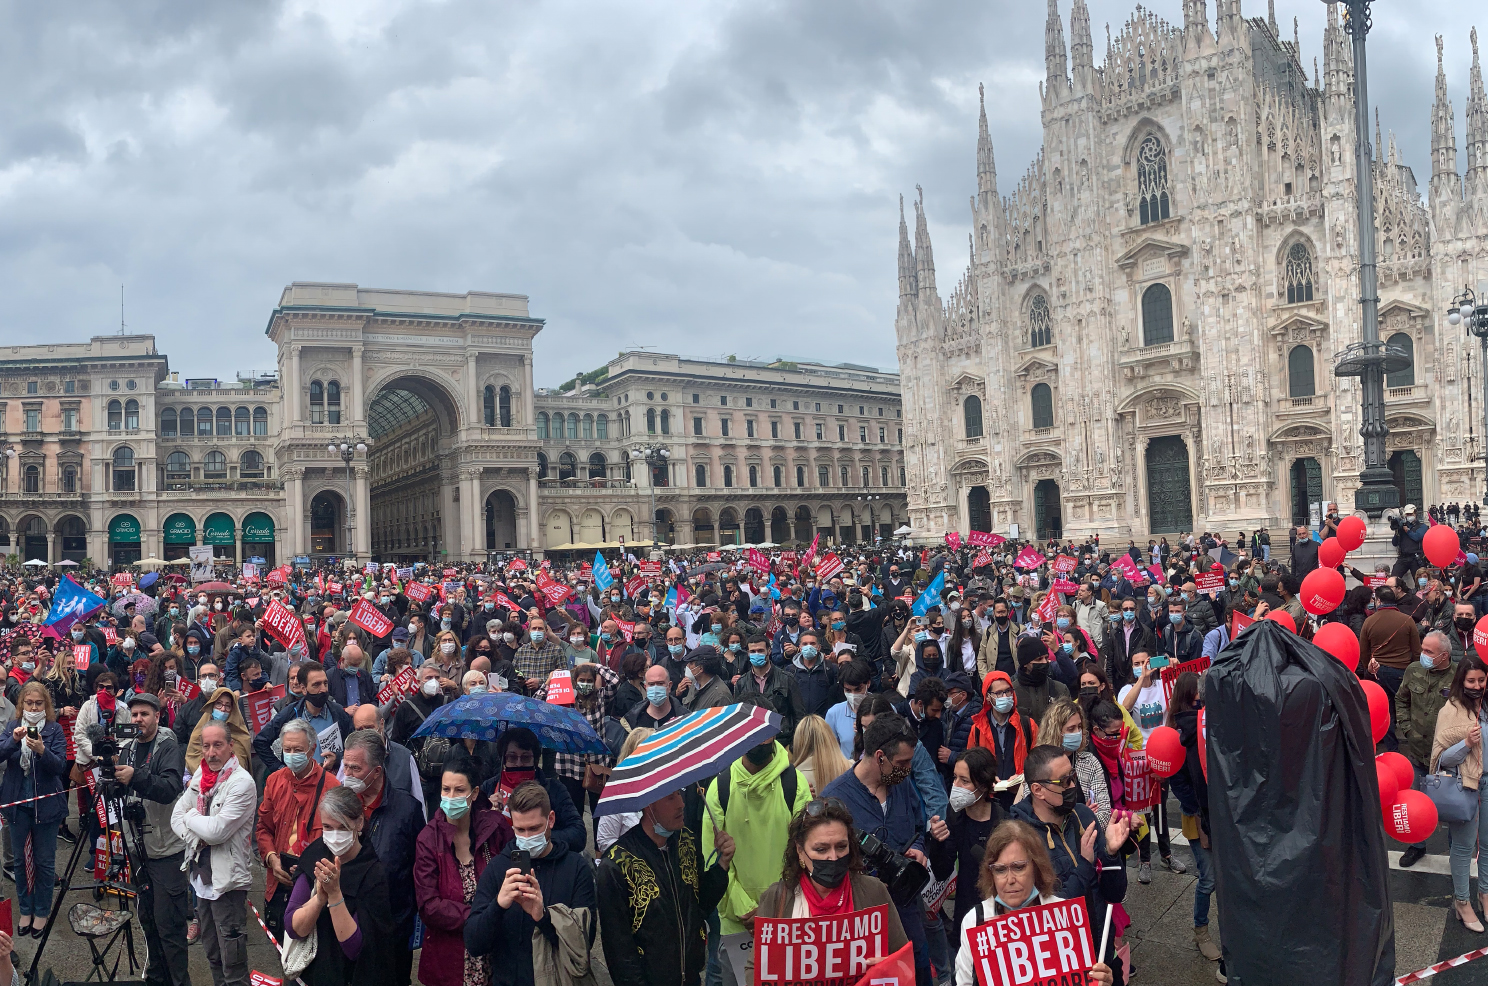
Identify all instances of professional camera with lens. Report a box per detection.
[84,721,140,782]
[855,829,929,907]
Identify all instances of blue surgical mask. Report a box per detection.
[1229,579,1239,589]
[914,631,928,643]
[1419,577,1429,588]
[831,620,845,631]
[211,709,229,722]
[441,795,471,821]
[1122,610,1136,623]
[1171,614,1183,625]
[515,832,548,854]
[1421,654,1436,669]
[1107,612,1120,623]
[1181,592,1191,603]
[728,642,742,653]
[749,652,768,667]
[710,624,723,635]
[1055,617,1070,630]
[1060,642,1073,655]
[1062,731,1082,751]
[993,695,1014,714]
[187,645,201,656]
[994,887,1043,911]
[668,644,685,657]
[600,632,613,643]
[800,645,819,661]
[531,630,545,643]
[283,751,309,772]
[469,686,488,696]
[646,685,668,705]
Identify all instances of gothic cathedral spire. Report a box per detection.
[897,195,916,300]
[1046,0,1068,97]
[914,187,937,300]
[1432,35,1459,187]
[1069,0,1094,94]
[1467,28,1488,186]
[977,83,998,204]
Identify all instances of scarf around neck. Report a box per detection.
[798,873,854,917]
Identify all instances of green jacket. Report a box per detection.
[1395,659,1456,768]
[702,741,813,933]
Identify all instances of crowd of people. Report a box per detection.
[0,506,1469,986]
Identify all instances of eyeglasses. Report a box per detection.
[1033,774,1076,789]
[990,860,1030,877]
[802,797,848,818]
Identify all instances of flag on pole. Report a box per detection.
[592,551,614,592]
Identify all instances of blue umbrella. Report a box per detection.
[409,691,606,756]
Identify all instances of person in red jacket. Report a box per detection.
[255,718,339,938]
[413,757,513,986]
[965,670,1037,811]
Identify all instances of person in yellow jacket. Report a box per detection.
[702,727,813,934]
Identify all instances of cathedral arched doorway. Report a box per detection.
[1290,458,1323,527]
[485,490,518,551]
[1034,480,1062,540]
[968,485,991,533]
[366,374,463,563]
[1390,451,1423,511]
[1145,436,1193,534]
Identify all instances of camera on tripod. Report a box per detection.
[855,829,929,906]
[84,720,139,787]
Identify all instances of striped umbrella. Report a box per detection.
[594,703,781,816]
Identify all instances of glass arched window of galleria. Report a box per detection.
[1285,243,1315,304]
[1029,294,1052,348]
[1137,134,1170,225]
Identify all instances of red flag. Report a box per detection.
[801,533,821,574]
[508,558,528,572]
[944,532,962,551]
[851,942,915,986]
[966,530,1005,547]
[971,549,993,569]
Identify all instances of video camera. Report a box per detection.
[855,829,929,907]
[83,720,140,784]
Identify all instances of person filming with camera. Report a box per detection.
[0,681,67,938]
[110,692,191,986]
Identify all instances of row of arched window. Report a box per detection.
[537,451,610,481]
[164,449,266,480]
[483,386,513,427]
[160,406,269,438]
[537,412,609,441]
[309,381,341,425]
[15,463,79,494]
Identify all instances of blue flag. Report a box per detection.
[44,575,106,637]
[593,550,613,592]
[665,587,678,609]
[768,574,781,600]
[912,571,945,618]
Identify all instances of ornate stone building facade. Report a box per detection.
[896,1,1488,541]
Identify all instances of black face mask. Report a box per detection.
[921,654,942,671]
[745,743,773,767]
[784,616,799,628]
[1019,664,1049,686]
[1052,785,1080,815]
[809,855,851,890]
[304,691,327,710]
[1078,686,1100,701]
[1466,687,1486,701]
[1456,617,1477,633]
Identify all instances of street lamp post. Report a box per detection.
[328,437,369,563]
[1328,0,1409,518]
[629,444,671,545]
[1448,288,1488,504]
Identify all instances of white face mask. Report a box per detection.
[441,642,457,656]
[342,775,367,794]
[22,710,44,727]
[199,677,218,693]
[948,785,980,812]
[845,691,866,711]
[421,679,441,697]
[322,828,356,856]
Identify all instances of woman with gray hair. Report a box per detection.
[257,718,341,939]
[285,785,398,985]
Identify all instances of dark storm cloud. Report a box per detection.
[0,0,1474,383]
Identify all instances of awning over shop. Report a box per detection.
[109,514,142,544]
[241,512,275,543]
[203,513,236,546]
[163,513,197,544]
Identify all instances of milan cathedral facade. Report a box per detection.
[896,0,1488,542]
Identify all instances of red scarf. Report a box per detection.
[200,760,221,798]
[798,873,855,917]
[1091,728,1126,806]
[96,688,116,714]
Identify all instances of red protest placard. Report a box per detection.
[963,897,1095,986]
[535,573,572,607]
[1051,579,1079,595]
[404,581,434,604]
[111,573,134,587]
[752,904,891,986]
[74,645,91,670]
[746,548,771,576]
[945,532,962,551]
[377,666,416,706]
[327,581,343,596]
[707,551,721,562]
[1230,610,1255,637]
[967,531,1006,548]
[1034,592,1059,625]
[59,713,75,760]
[443,568,457,577]
[1195,572,1225,594]
[614,619,635,643]
[100,627,118,646]
[640,560,661,575]
[1364,575,1388,587]
[260,600,306,652]
[1052,555,1077,574]
[1161,656,1210,703]
[348,600,394,638]
[545,670,575,706]
[580,562,593,579]
[267,566,290,586]
[493,590,518,612]
[243,684,286,733]
[508,558,528,572]
[177,678,201,702]
[815,553,845,580]
[1120,751,1162,810]
[623,575,646,598]
[1013,546,1043,569]
[972,550,993,569]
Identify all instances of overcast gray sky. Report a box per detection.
[0,0,1478,387]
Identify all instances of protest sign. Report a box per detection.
[242,563,258,581]
[404,581,434,604]
[327,581,343,596]
[546,670,575,706]
[244,685,286,733]
[267,566,291,586]
[111,573,134,588]
[1230,610,1255,637]
[74,644,91,671]
[189,545,215,584]
[1013,546,1043,569]
[1120,752,1162,810]
[1161,656,1211,703]
[1052,555,1077,574]
[972,550,993,569]
[177,678,201,701]
[493,590,519,612]
[707,551,721,562]
[261,600,307,652]
[378,666,417,707]
[964,897,1095,986]
[968,531,1006,548]
[746,548,772,576]
[641,560,662,575]
[614,619,636,643]
[100,627,118,646]
[624,575,647,598]
[945,532,962,551]
[348,600,394,638]
[536,573,573,606]
[752,904,890,986]
[1195,572,1225,594]
[1364,575,1388,587]
[1034,592,1059,625]
[815,553,845,580]
[1051,579,1079,595]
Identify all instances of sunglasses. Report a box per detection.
[802,797,849,818]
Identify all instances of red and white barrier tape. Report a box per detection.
[1397,943,1488,984]
[0,787,70,813]
[246,900,306,986]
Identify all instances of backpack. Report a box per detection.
[716,764,799,815]
[407,703,452,781]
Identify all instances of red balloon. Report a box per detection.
[1318,537,1347,569]
[1377,752,1415,793]
[1383,789,1438,843]
[1314,621,1360,667]
[1474,615,1488,661]
[1375,758,1400,804]
[1265,610,1297,633]
[1300,568,1346,615]
[1144,725,1186,778]
[1361,680,1390,743]
[1423,524,1461,568]
[1336,515,1368,552]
